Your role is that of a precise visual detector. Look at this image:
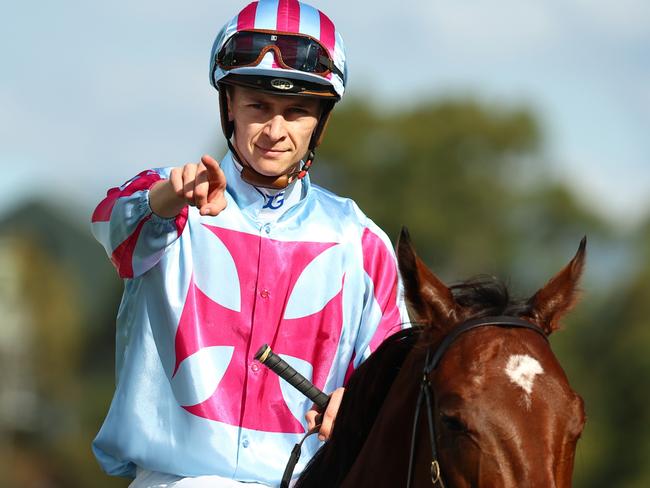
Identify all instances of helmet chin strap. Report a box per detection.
[227,138,315,190]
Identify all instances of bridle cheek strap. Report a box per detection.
[407,349,445,488]
[406,316,548,488]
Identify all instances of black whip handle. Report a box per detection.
[255,344,330,410]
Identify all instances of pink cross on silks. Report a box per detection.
[173,225,344,433]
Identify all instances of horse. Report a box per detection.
[295,230,586,487]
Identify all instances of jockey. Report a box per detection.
[91,1,407,487]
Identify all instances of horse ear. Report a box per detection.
[397,227,459,328]
[527,237,586,335]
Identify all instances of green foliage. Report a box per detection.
[567,219,650,487]
[316,98,607,284]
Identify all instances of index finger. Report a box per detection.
[201,154,224,181]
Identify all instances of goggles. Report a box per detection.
[217,30,344,80]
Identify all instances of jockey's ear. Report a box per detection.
[526,237,586,335]
[226,85,236,122]
[397,227,459,330]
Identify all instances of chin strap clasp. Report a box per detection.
[230,137,316,189]
[296,150,315,180]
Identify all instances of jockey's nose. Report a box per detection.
[264,114,286,141]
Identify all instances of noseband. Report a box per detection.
[406,315,548,488]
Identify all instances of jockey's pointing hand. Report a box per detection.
[150,154,228,218]
[306,387,344,442]
[193,155,228,216]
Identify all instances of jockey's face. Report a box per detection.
[227,86,321,178]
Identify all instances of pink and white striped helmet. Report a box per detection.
[210,0,348,100]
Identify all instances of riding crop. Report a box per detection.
[254,344,330,488]
[254,344,330,409]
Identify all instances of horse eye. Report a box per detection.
[441,413,467,433]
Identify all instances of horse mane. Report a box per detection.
[296,276,528,486]
[449,275,532,318]
[295,326,421,487]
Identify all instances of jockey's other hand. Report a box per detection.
[150,154,227,218]
[305,387,345,442]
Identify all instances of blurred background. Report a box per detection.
[1,0,649,486]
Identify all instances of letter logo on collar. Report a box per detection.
[263,192,286,210]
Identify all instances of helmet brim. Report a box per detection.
[217,73,339,100]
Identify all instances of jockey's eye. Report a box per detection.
[440,413,467,433]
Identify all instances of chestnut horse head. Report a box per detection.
[396,229,587,487]
[296,230,586,488]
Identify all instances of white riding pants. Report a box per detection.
[128,468,283,488]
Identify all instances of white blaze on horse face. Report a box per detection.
[505,354,544,407]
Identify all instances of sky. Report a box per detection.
[2,0,649,226]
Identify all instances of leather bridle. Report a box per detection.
[405,315,549,488]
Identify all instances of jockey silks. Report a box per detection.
[91,152,408,485]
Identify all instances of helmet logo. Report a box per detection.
[271,78,294,91]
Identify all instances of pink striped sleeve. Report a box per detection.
[109,207,188,279]
[175,206,189,236]
[92,170,161,223]
[362,227,402,352]
[110,215,151,279]
[92,169,189,279]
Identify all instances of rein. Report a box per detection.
[406,315,548,488]
[254,344,330,488]
[281,425,321,488]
